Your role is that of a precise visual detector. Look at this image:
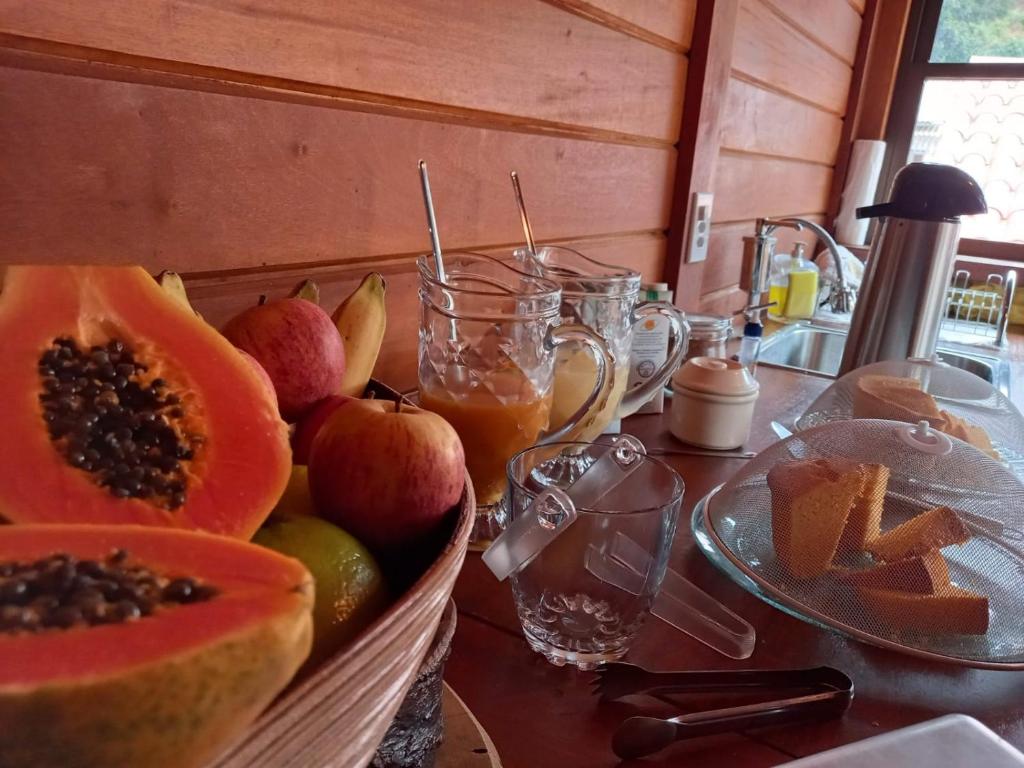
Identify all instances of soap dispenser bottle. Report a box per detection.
[782,243,819,319]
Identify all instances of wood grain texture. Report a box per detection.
[0,66,674,272]
[697,284,747,314]
[0,39,667,150]
[712,152,834,224]
[701,216,825,295]
[851,0,910,141]
[446,610,794,767]
[732,0,854,115]
[958,239,1024,263]
[0,0,686,141]
[545,0,697,50]
[184,232,666,392]
[437,683,503,767]
[720,77,844,165]
[762,0,863,65]
[664,0,740,309]
[824,0,878,229]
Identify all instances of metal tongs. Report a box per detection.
[596,662,853,760]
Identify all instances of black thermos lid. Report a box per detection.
[856,162,987,221]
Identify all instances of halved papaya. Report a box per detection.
[0,524,313,768]
[0,266,291,539]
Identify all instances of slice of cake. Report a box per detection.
[836,463,890,554]
[838,550,949,593]
[939,410,1000,460]
[852,374,945,427]
[867,506,971,563]
[857,584,989,635]
[767,459,866,579]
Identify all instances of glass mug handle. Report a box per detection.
[617,302,689,418]
[539,323,614,444]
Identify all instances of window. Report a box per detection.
[886,0,1024,254]
[930,0,1024,63]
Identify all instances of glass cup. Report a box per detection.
[514,246,689,441]
[504,441,684,669]
[417,252,615,543]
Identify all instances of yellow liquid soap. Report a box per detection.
[768,284,789,318]
[784,269,819,319]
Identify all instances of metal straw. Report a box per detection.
[418,160,447,282]
[510,170,537,254]
[418,160,458,342]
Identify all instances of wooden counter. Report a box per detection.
[444,359,1024,767]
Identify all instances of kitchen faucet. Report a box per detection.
[778,217,856,315]
[742,218,856,323]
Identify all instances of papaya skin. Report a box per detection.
[0,525,314,768]
[0,607,312,768]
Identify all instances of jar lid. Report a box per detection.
[687,313,732,331]
[672,357,760,396]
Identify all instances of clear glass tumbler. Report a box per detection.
[515,245,689,440]
[504,441,684,669]
[418,252,614,544]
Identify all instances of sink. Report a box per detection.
[759,325,846,378]
[758,323,1011,396]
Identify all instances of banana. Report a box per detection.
[156,270,201,317]
[332,273,386,397]
[289,278,320,304]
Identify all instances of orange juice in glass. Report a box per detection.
[418,252,614,543]
[515,246,689,441]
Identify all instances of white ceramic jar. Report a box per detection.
[669,357,760,450]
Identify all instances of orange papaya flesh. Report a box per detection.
[0,524,313,768]
[0,266,291,539]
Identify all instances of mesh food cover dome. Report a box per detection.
[796,358,1024,472]
[696,418,1024,668]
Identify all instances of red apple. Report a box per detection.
[291,394,355,464]
[308,398,465,552]
[237,349,278,408]
[223,298,345,422]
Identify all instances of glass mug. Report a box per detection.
[515,246,689,441]
[504,441,683,669]
[417,252,615,543]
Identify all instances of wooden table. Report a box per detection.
[444,363,1024,767]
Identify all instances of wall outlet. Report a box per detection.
[685,192,713,263]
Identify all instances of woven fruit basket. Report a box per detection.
[0,264,472,768]
[211,472,474,767]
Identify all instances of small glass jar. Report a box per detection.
[684,313,732,361]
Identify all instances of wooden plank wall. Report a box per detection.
[697,0,865,314]
[0,0,695,391]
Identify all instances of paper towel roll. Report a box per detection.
[836,140,886,245]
